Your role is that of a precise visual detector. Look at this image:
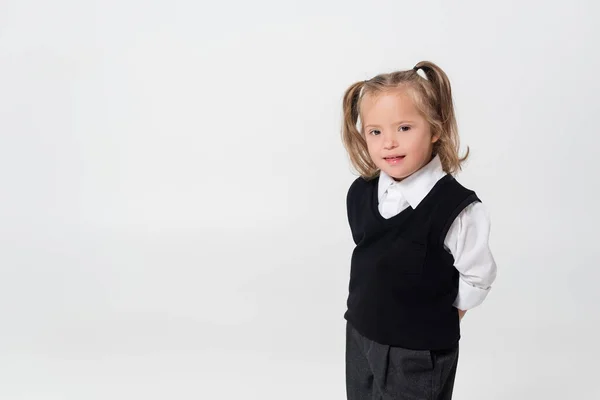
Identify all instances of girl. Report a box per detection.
[341,61,497,400]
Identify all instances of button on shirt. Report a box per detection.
[378,155,497,310]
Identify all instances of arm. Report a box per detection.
[444,201,498,319]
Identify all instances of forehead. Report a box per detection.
[360,89,420,121]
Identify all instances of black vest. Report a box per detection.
[343,174,480,350]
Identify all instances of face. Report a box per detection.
[360,89,438,181]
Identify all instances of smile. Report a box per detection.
[383,155,405,164]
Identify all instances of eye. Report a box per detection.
[399,126,411,132]
[368,129,381,136]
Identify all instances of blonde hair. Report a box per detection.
[341,61,469,179]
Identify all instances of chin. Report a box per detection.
[380,167,410,180]
[379,160,422,180]
[390,172,411,181]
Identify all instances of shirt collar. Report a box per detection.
[377,154,447,209]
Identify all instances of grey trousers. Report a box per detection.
[345,322,459,400]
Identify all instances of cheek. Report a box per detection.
[407,133,434,154]
[407,133,426,148]
[365,136,379,153]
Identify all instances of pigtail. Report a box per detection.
[414,61,469,173]
[341,81,377,178]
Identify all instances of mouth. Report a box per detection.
[383,155,405,164]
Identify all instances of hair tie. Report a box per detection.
[413,66,427,80]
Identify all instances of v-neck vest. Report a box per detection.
[344,174,480,350]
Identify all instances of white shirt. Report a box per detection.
[378,155,497,310]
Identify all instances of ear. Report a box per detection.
[431,133,440,144]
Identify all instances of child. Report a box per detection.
[341,61,497,400]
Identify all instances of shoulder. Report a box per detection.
[430,176,485,244]
[445,175,477,196]
[347,175,375,202]
[435,175,481,209]
[346,176,377,227]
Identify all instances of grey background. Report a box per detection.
[1,0,599,398]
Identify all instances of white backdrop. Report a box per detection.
[1,1,599,398]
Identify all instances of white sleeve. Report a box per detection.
[444,201,498,311]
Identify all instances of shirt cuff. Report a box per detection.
[453,277,491,310]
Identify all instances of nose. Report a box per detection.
[383,131,398,150]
